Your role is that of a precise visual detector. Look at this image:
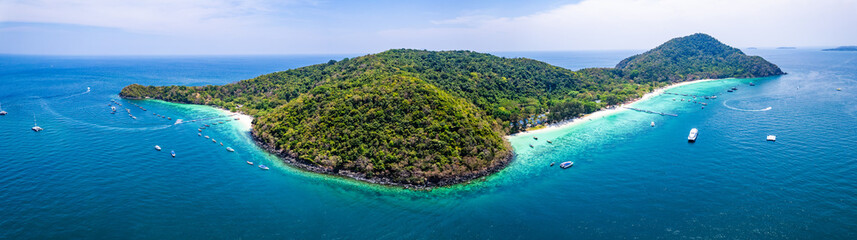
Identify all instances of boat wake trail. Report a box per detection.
[38,99,174,132]
[722,99,772,112]
[56,88,91,100]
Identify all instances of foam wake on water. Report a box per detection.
[38,99,174,132]
[722,99,772,112]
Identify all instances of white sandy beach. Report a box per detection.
[216,108,254,132]
[510,78,720,137]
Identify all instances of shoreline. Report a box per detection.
[510,78,719,137]
[125,77,723,189]
[249,127,514,190]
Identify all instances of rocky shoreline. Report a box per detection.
[250,127,514,190]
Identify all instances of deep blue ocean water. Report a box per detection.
[1,49,855,239]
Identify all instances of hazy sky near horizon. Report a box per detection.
[1,0,855,55]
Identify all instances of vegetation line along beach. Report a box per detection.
[119,33,783,188]
[513,78,718,137]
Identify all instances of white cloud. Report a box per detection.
[379,0,857,51]
[1,0,855,54]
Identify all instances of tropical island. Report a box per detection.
[120,33,783,188]
[823,46,857,51]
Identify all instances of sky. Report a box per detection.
[1,0,855,55]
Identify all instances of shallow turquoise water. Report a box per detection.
[1,50,855,239]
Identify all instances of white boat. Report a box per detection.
[259,164,269,170]
[205,136,210,139]
[767,135,776,141]
[651,121,655,127]
[171,150,176,158]
[31,114,43,132]
[155,145,162,151]
[212,139,217,143]
[0,103,6,115]
[198,133,202,136]
[688,128,698,142]
[226,147,235,152]
[246,161,253,165]
[559,161,574,169]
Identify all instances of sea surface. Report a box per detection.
[1,49,856,239]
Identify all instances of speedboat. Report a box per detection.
[767,135,776,141]
[529,144,534,148]
[155,145,162,151]
[259,164,269,170]
[651,121,655,127]
[550,162,555,166]
[559,161,574,169]
[246,161,253,165]
[220,142,224,146]
[533,136,538,140]
[198,133,202,136]
[688,128,698,142]
[212,139,217,143]
[546,140,552,144]
[227,147,235,152]
[171,150,176,158]
[205,136,210,139]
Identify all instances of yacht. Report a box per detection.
[767,135,777,141]
[559,161,574,169]
[688,128,698,142]
[227,147,235,152]
[259,164,269,170]
[171,150,176,158]
[155,145,162,151]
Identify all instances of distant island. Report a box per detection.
[120,33,783,188]
[777,47,797,49]
[823,46,857,51]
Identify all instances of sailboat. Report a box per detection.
[31,114,43,132]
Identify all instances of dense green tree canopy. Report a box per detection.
[120,33,783,186]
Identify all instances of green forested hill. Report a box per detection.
[616,33,784,82]
[120,33,783,186]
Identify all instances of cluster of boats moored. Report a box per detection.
[529,136,574,169]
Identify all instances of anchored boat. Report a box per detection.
[154,145,162,151]
[559,161,574,169]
